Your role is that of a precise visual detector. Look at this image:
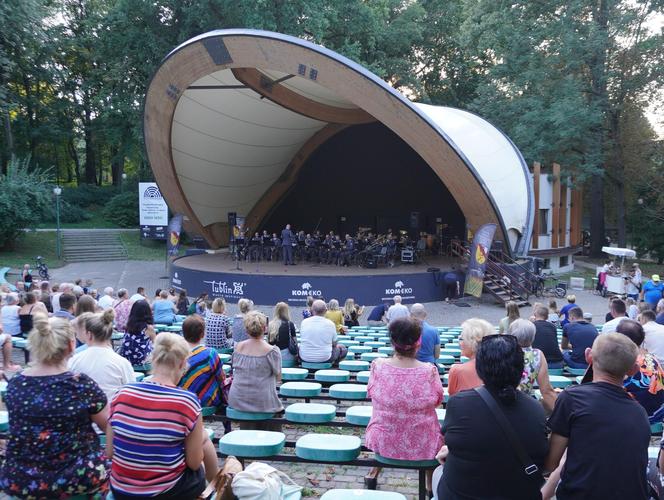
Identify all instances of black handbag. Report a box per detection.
[474,386,545,486]
[287,321,299,355]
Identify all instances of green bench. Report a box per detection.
[356,370,371,383]
[219,430,285,457]
[285,403,336,424]
[226,408,275,421]
[345,405,372,426]
[328,383,367,400]
[314,369,350,383]
[302,361,333,370]
[282,368,309,381]
[549,375,574,389]
[321,490,406,499]
[360,352,387,362]
[348,345,372,355]
[0,411,7,432]
[339,360,370,372]
[296,433,361,462]
[279,382,322,398]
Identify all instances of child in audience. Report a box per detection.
[70,309,135,400]
[0,313,110,498]
[108,332,218,499]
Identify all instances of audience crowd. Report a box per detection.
[1,271,664,499]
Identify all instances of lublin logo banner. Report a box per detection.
[463,223,497,298]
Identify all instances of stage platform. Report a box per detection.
[171,251,458,305]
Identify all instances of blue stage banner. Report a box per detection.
[167,214,184,257]
[170,262,444,305]
[463,223,497,298]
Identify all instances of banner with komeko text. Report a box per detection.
[463,223,497,298]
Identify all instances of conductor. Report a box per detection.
[281,224,296,265]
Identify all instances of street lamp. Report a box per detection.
[121,172,127,193]
[53,186,62,259]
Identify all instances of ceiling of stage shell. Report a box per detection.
[144,29,534,255]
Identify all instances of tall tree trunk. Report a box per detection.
[588,0,610,257]
[609,112,626,246]
[2,109,13,173]
[68,136,81,185]
[83,97,96,184]
[110,144,123,186]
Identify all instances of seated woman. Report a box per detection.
[365,317,444,493]
[112,288,132,332]
[616,319,664,416]
[268,302,298,363]
[69,309,135,400]
[447,318,493,396]
[343,298,364,329]
[325,299,346,333]
[119,300,156,366]
[18,291,47,336]
[498,300,521,334]
[227,311,283,429]
[508,319,558,412]
[152,289,177,325]
[205,297,233,350]
[76,294,99,316]
[0,314,110,498]
[434,334,548,499]
[230,298,253,344]
[176,289,190,316]
[108,332,218,499]
[179,315,227,410]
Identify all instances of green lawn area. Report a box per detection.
[36,208,120,229]
[0,232,64,271]
[119,232,173,261]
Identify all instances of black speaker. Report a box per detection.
[364,258,377,269]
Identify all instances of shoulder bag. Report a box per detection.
[474,386,544,486]
[287,321,299,356]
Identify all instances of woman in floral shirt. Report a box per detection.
[618,319,664,416]
[0,313,110,498]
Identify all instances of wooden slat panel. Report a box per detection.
[551,163,561,248]
[532,162,541,249]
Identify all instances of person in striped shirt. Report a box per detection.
[179,315,231,433]
[107,333,218,499]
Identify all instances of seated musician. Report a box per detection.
[261,230,272,261]
[341,234,355,267]
[249,232,262,262]
[320,234,334,264]
[270,233,281,261]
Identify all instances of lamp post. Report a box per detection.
[121,172,127,193]
[53,186,62,260]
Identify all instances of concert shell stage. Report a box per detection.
[172,252,458,305]
[144,29,534,304]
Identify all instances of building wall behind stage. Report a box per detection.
[261,123,465,239]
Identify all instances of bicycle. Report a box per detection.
[530,274,567,298]
[35,256,50,281]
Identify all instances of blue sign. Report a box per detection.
[170,261,445,305]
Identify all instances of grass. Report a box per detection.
[36,207,120,229]
[0,232,65,271]
[119,232,191,261]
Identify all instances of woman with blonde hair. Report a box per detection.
[325,298,346,333]
[69,309,135,400]
[228,311,283,429]
[268,302,297,361]
[448,318,494,395]
[231,298,254,344]
[0,314,110,498]
[205,297,233,350]
[498,301,520,334]
[343,298,365,328]
[108,332,217,498]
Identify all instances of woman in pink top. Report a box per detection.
[365,317,443,494]
[447,318,494,396]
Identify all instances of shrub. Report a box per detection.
[0,157,52,249]
[43,199,92,224]
[62,184,119,209]
[102,191,139,227]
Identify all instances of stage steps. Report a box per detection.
[449,241,530,307]
[62,230,128,262]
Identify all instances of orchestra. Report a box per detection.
[231,225,445,268]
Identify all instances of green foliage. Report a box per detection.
[0,157,52,248]
[43,199,92,224]
[102,191,139,228]
[62,184,118,209]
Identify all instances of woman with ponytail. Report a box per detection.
[364,317,443,492]
[434,334,548,500]
[0,313,110,498]
[69,309,136,399]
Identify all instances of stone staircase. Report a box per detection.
[62,230,128,262]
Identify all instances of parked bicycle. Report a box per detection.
[530,273,567,298]
[35,256,50,281]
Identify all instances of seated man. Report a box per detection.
[545,333,650,499]
[299,300,347,364]
[639,309,664,363]
[410,303,440,364]
[532,305,564,369]
[601,298,628,334]
[561,307,597,369]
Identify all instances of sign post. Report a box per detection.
[139,182,168,240]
